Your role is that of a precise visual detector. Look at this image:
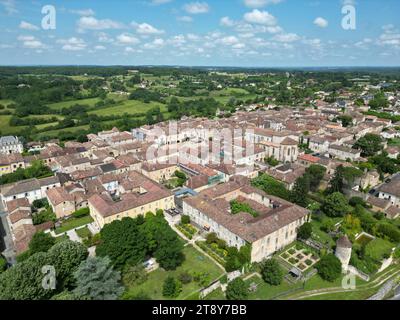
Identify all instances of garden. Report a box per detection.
[279,243,320,272]
[175,215,198,240]
[122,245,224,300]
[54,209,94,235]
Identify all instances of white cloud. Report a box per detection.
[94,45,106,50]
[314,17,328,28]
[133,22,164,35]
[18,35,46,49]
[19,21,39,31]
[70,9,95,16]
[117,33,140,45]
[220,36,240,45]
[57,37,87,51]
[77,16,124,31]
[144,38,165,49]
[243,9,277,26]
[220,16,235,27]
[97,32,114,43]
[273,33,300,42]
[243,0,283,8]
[177,16,193,23]
[183,2,209,14]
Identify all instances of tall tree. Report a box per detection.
[260,259,284,286]
[322,192,351,218]
[47,240,88,290]
[73,256,124,300]
[28,231,55,255]
[225,278,249,300]
[328,165,345,194]
[96,217,148,269]
[290,174,310,207]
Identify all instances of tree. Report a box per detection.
[322,192,350,218]
[290,174,310,207]
[0,255,7,273]
[143,214,185,270]
[96,217,148,269]
[225,278,248,300]
[0,252,51,300]
[315,254,342,282]
[73,256,124,300]
[47,240,88,290]
[181,215,190,225]
[337,115,353,127]
[122,263,148,286]
[328,165,344,194]
[298,222,313,240]
[28,231,55,255]
[153,228,185,270]
[162,276,182,298]
[252,174,291,201]
[353,134,383,157]
[305,165,326,192]
[260,259,284,286]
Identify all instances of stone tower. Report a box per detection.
[335,235,352,272]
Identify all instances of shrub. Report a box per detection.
[178,271,193,284]
[261,259,284,286]
[226,278,248,300]
[206,232,218,244]
[72,207,90,219]
[162,276,182,298]
[298,223,312,240]
[315,254,342,282]
[181,215,190,225]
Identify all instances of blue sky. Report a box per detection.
[0,0,399,67]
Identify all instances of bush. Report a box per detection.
[260,259,284,286]
[298,223,312,240]
[181,215,190,225]
[219,274,228,284]
[72,207,90,219]
[0,256,7,273]
[32,199,49,209]
[349,197,366,208]
[206,232,218,244]
[376,223,400,243]
[162,276,182,298]
[122,263,148,286]
[315,254,342,282]
[178,271,192,284]
[226,278,248,300]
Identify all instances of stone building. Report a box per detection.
[0,136,23,155]
[335,235,352,271]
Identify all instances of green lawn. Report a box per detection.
[88,99,167,116]
[203,287,226,300]
[55,216,94,234]
[123,245,225,300]
[75,226,92,239]
[246,275,301,300]
[47,97,101,110]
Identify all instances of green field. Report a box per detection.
[47,97,101,110]
[88,99,167,117]
[123,245,224,300]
